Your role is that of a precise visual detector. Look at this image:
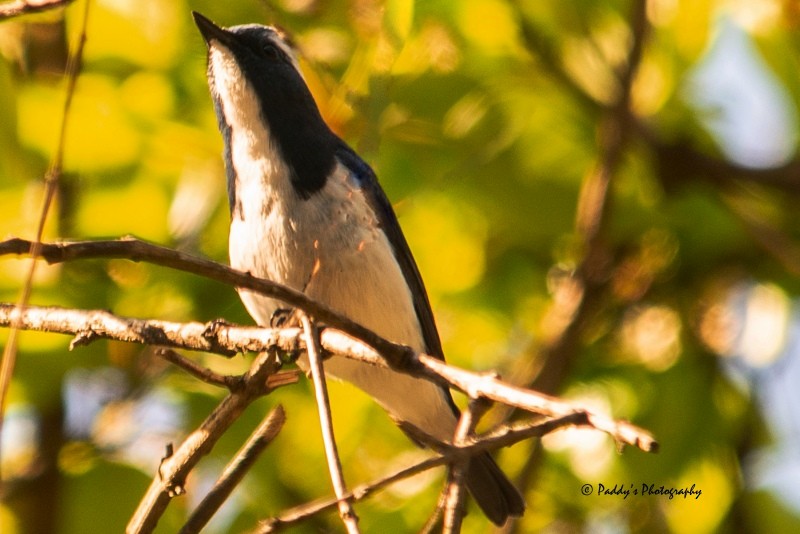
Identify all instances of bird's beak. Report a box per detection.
[192,11,233,47]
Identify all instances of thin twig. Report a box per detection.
[126,350,282,534]
[255,413,586,533]
[413,354,656,453]
[257,454,452,533]
[442,400,487,533]
[419,502,445,534]
[0,0,75,19]
[527,0,651,402]
[180,405,286,534]
[154,348,240,390]
[515,13,601,113]
[504,1,651,397]
[0,0,90,481]
[300,313,360,534]
[575,0,648,259]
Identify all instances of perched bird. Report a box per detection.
[193,12,525,525]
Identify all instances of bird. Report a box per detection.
[193,11,525,525]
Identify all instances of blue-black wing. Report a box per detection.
[335,143,526,524]
[334,143,445,361]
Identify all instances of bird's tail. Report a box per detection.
[464,452,525,526]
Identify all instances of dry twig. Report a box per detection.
[126,350,284,533]
[442,400,488,533]
[255,413,586,533]
[0,0,75,19]
[180,405,286,534]
[300,313,360,533]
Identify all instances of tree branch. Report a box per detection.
[300,313,360,533]
[0,0,75,19]
[179,405,286,534]
[154,348,240,389]
[0,301,281,357]
[0,302,658,453]
[1,235,657,531]
[500,6,652,531]
[1,291,642,528]
[442,400,488,533]
[515,13,602,113]
[255,412,586,533]
[126,350,284,533]
[642,122,800,197]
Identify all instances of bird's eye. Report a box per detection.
[262,43,280,60]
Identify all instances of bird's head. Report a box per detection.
[193,11,336,201]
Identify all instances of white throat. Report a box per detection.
[209,44,294,219]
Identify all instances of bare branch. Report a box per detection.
[300,313,360,534]
[722,193,800,276]
[575,0,648,257]
[0,302,279,356]
[420,497,445,534]
[411,352,656,453]
[442,400,488,533]
[0,302,658,453]
[254,413,586,533]
[0,0,75,19]
[515,12,601,112]
[1,236,657,529]
[180,405,286,534]
[495,2,654,413]
[154,348,239,390]
[126,351,283,534]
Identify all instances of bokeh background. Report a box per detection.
[2,0,800,532]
